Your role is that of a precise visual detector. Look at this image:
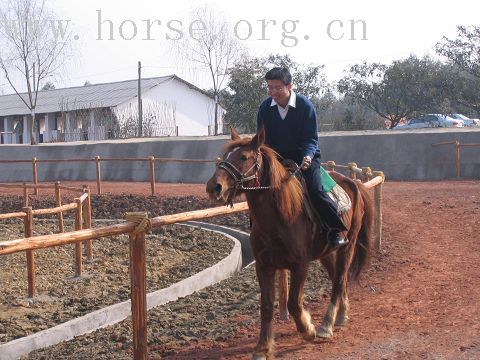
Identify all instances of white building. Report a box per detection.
[0,75,224,144]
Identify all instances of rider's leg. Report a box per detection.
[303,156,348,248]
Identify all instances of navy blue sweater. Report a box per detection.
[257,93,320,165]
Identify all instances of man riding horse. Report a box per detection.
[257,67,348,248]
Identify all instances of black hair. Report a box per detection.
[265,67,292,85]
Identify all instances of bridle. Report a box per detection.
[217,150,272,206]
[217,148,302,206]
[217,151,269,190]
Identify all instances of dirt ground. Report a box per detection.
[162,181,480,359]
[166,180,480,360]
[2,180,480,359]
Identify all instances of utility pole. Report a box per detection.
[138,61,142,137]
[31,63,37,145]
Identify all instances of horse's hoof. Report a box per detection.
[300,323,316,342]
[316,325,333,339]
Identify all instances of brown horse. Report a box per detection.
[206,128,374,359]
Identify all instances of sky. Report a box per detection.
[1,0,479,93]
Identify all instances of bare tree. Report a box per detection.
[172,5,244,135]
[0,0,72,144]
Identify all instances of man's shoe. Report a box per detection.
[328,231,349,249]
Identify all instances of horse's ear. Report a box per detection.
[230,127,241,141]
[252,127,265,149]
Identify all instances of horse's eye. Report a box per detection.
[240,155,248,161]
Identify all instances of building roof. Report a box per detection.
[0,75,210,117]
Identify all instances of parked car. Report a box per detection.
[394,114,464,129]
[448,114,480,127]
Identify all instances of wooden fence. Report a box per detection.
[0,164,384,360]
[0,157,217,196]
[0,182,92,297]
[0,203,249,360]
[324,161,385,250]
[431,140,480,178]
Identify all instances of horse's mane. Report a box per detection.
[225,138,304,224]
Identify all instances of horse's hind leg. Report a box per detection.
[277,269,289,320]
[287,264,316,342]
[320,255,349,328]
[335,290,349,327]
[253,263,276,360]
[317,252,350,338]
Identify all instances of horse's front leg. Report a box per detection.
[288,264,316,341]
[253,263,276,360]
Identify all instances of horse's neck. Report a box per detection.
[246,191,277,218]
[247,191,289,233]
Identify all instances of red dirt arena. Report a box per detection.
[2,179,480,359]
[158,180,480,360]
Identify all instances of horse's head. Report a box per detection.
[206,128,265,205]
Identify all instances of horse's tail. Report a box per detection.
[349,182,374,283]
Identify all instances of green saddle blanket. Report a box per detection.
[320,166,336,192]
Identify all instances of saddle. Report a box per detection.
[325,181,352,215]
[282,160,352,226]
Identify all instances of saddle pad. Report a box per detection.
[319,166,336,192]
[328,184,352,215]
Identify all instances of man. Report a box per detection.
[257,67,348,248]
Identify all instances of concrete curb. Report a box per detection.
[0,224,246,360]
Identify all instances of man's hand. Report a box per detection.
[301,156,312,170]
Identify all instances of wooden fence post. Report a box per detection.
[455,141,461,179]
[55,181,64,233]
[149,156,155,196]
[361,167,372,183]
[125,212,149,360]
[32,157,38,195]
[83,186,93,260]
[326,160,336,171]
[348,162,357,180]
[74,198,83,277]
[23,206,36,298]
[95,156,102,195]
[23,183,29,207]
[372,171,385,251]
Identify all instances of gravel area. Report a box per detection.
[0,198,235,345]
[1,193,330,359]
